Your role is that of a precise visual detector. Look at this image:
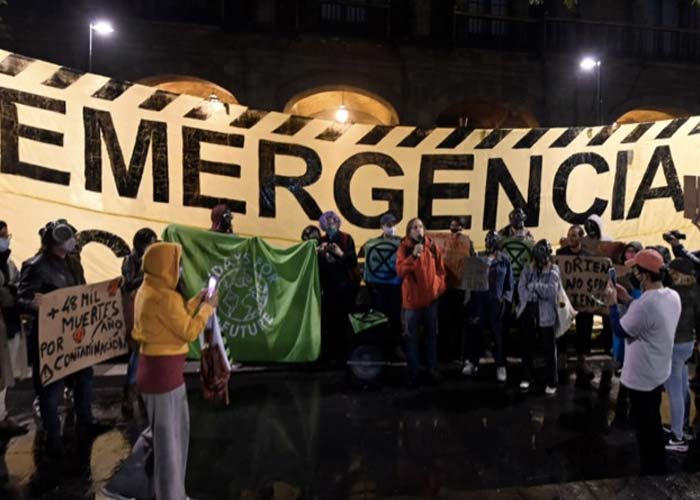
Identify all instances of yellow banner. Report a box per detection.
[0,50,698,281]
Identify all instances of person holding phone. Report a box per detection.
[396,218,446,386]
[104,242,217,500]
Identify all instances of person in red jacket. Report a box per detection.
[396,218,447,385]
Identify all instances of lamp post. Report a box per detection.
[88,20,114,72]
[580,56,602,125]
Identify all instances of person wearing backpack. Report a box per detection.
[396,218,446,386]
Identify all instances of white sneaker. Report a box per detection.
[496,367,507,383]
[545,386,557,396]
[519,380,531,391]
[462,361,477,376]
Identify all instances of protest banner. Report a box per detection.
[0,51,699,284]
[502,238,533,280]
[427,232,472,289]
[38,278,127,385]
[553,255,613,314]
[162,224,321,362]
[461,257,489,292]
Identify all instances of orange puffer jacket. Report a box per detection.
[396,236,446,310]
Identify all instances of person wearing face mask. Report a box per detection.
[301,225,322,244]
[437,217,475,363]
[362,213,403,359]
[120,228,158,419]
[0,221,27,437]
[498,207,534,243]
[210,204,234,235]
[317,211,359,363]
[517,239,561,395]
[556,225,596,387]
[17,219,102,456]
[396,218,446,386]
[462,230,514,382]
[661,258,700,453]
[607,249,681,475]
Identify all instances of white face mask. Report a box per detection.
[382,225,395,237]
[0,237,9,252]
[61,237,77,253]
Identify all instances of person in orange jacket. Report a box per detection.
[396,218,447,385]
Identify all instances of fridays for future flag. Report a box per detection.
[162,224,321,362]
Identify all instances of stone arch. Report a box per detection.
[435,98,540,128]
[136,74,239,104]
[284,85,399,125]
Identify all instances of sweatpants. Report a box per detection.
[105,384,190,500]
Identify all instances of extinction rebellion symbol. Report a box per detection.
[212,251,278,339]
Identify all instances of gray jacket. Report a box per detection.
[516,263,561,328]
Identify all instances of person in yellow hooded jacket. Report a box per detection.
[104,242,217,500]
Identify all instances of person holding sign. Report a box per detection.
[362,213,403,358]
[396,218,446,386]
[104,242,217,500]
[607,249,681,475]
[517,240,561,395]
[462,230,514,382]
[556,225,595,387]
[16,219,97,456]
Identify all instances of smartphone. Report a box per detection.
[608,267,617,286]
[207,275,219,298]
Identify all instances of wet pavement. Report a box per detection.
[2,361,700,499]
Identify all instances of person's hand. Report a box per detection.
[559,236,568,248]
[668,235,681,248]
[329,243,343,257]
[615,283,632,305]
[204,290,219,308]
[32,293,44,309]
[604,281,617,306]
[413,243,424,257]
[196,289,208,302]
[316,243,327,255]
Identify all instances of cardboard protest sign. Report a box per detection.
[581,239,626,261]
[427,232,472,289]
[38,278,127,385]
[461,257,489,292]
[684,176,700,220]
[553,255,613,314]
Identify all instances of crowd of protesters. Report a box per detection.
[0,204,699,489]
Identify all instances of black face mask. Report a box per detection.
[584,221,599,239]
[450,227,461,234]
[628,274,641,290]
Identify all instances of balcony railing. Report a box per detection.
[453,11,700,63]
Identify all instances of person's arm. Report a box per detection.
[160,291,214,343]
[121,256,144,293]
[17,261,41,313]
[609,305,630,339]
[340,235,358,269]
[532,267,560,300]
[517,267,529,302]
[396,245,418,278]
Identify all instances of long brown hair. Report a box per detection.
[404,218,423,238]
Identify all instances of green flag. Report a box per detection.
[162,224,321,362]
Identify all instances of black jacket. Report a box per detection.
[17,252,86,326]
[672,244,700,281]
[121,250,145,293]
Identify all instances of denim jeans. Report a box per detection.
[404,301,439,377]
[126,351,140,386]
[31,363,94,447]
[664,341,695,440]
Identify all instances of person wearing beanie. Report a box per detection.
[210,204,234,234]
[317,211,358,363]
[663,258,700,453]
[607,249,681,475]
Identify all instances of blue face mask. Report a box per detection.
[0,238,9,253]
[326,227,338,237]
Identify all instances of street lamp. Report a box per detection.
[88,20,114,72]
[580,56,602,125]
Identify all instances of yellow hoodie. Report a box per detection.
[132,242,214,356]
